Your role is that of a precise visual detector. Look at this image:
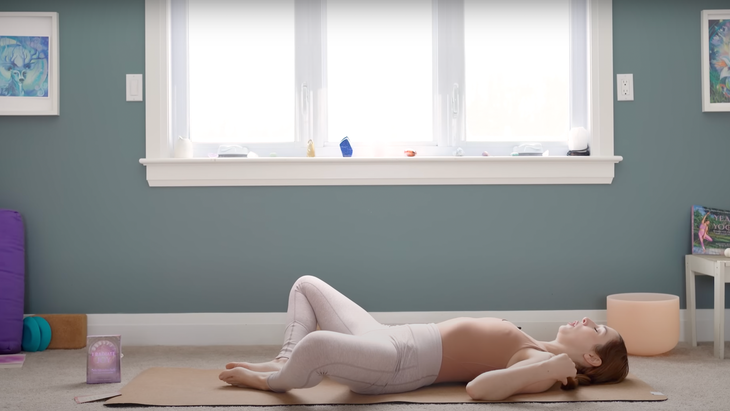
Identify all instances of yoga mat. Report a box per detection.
[105,367,667,406]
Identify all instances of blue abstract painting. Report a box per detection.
[0,36,49,97]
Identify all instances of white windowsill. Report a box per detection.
[139,156,623,186]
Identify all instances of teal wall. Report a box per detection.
[1,0,728,314]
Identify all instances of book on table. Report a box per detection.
[692,205,730,255]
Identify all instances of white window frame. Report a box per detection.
[140,0,621,187]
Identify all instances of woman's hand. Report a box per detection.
[545,353,577,385]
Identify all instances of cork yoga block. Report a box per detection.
[35,314,88,349]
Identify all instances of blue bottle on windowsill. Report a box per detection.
[340,136,353,157]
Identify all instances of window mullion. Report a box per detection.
[436,0,465,148]
[570,0,588,131]
[295,0,325,147]
[170,0,188,146]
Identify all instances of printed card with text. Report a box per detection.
[86,335,122,384]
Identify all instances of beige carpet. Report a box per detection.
[106,367,666,406]
[2,342,729,410]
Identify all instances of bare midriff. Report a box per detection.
[433,317,545,384]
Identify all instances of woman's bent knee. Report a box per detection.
[290,331,362,363]
[293,275,320,288]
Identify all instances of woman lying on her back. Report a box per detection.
[219,276,629,401]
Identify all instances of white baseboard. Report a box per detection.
[81,309,730,346]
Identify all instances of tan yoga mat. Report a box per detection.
[105,367,667,406]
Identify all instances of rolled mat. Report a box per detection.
[21,316,52,352]
[106,367,667,406]
[21,317,41,352]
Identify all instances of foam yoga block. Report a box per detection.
[0,210,25,354]
[36,314,88,349]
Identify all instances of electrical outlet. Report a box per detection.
[617,74,634,101]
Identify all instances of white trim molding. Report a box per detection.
[144,0,171,159]
[82,310,728,346]
[141,0,621,187]
[140,156,623,186]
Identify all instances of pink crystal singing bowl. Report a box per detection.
[607,293,679,356]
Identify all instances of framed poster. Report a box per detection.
[701,10,730,112]
[0,12,59,115]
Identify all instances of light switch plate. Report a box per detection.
[126,74,143,101]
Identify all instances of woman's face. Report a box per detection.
[556,317,620,365]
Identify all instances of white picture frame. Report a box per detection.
[0,12,59,116]
[701,10,730,112]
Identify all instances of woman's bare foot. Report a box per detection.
[225,358,288,372]
[219,367,275,390]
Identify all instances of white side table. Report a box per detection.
[685,254,730,359]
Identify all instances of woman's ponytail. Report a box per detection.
[561,374,591,390]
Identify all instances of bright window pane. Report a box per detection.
[327,0,432,144]
[464,0,569,142]
[188,0,294,143]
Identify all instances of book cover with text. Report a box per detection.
[86,335,121,384]
[692,205,730,255]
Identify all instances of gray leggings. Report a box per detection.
[267,275,442,395]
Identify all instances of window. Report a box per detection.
[326,0,433,148]
[464,0,571,144]
[142,0,621,186]
[184,0,295,145]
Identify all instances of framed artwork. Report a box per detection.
[701,10,730,112]
[0,12,59,116]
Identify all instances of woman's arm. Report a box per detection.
[465,352,577,401]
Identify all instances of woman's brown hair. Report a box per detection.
[560,334,629,390]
